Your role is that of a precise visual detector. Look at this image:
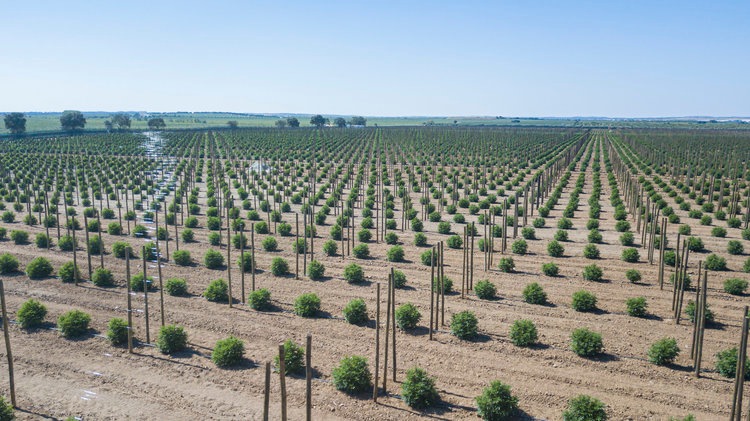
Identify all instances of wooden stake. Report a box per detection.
[251,223,256,291]
[383,274,391,394]
[227,207,233,308]
[306,333,312,421]
[373,283,381,401]
[0,281,16,407]
[731,306,749,421]
[142,246,150,344]
[390,267,397,382]
[126,247,133,353]
[278,344,288,421]
[429,246,435,340]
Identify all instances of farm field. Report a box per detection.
[1,126,750,420]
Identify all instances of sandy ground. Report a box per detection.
[0,135,746,420]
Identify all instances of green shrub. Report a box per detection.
[521,227,535,240]
[621,248,640,263]
[275,339,305,375]
[523,283,547,305]
[433,276,453,293]
[511,239,527,255]
[237,253,255,272]
[533,217,545,228]
[212,336,245,367]
[648,337,680,365]
[111,241,134,258]
[474,280,496,300]
[625,269,642,283]
[421,249,435,266]
[343,298,368,324]
[26,257,53,279]
[352,243,370,258]
[715,348,750,379]
[678,224,692,235]
[498,257,515,273]
[385,232,399,245]
[582,244,600,259]
[686,236,704,252]
[91,268,114,287]
[626,297,648,317]
[0,398,12,421]
[343,263,365,283]
[35,233,51,248]
[106,318,129,346]
[303,259,324,280]
[278,222,292,236]
[58,261,80,283]
[333,355,372,394]
[563,395,607,421]
[410,218,423,232]
[451,310,478,340]
[614,220,630,232]
[541,262,559,277]
[724,278,748,295]
[395,303,421,330]
[248,288,272,310]
[270,257,289,276]
[586,219,599,230]
[157,325,188,354]
[58,235,76,251]
[570,328,603,357]
[172,250,191,266]
[617,231,634,246]
[208,233,222,246]
[57,309,91,338]
[17,298,47,329]
[685,300,715,324]
[0,253,19,274]
[712,226,727,238]
[181,228,195,242]
[414,232,428,247]
[547,240,564,257]
[437,221,451,234]
[322,240,338,256]
[262,236,278,251]
[571,290,597,312]
[705,253,727,271]
[255,221,269,234]
[401,367,439,409]
[203,249,225,269]
[165,278,188,296]
[582,264,604,282]
[476,381,519,421]
[554,229,569,241]
[10,230,28,244]
[445,235,462,249]
[387,245,405,262]
[204,279,229,302]
[558,217,573,229]
[728,240,744,255]
[357,229,372,242]
[294,293,321,317]
[393,270,407,288]
[509,319,538,347]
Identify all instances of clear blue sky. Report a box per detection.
[2,1,748,117]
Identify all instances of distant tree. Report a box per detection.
[310,114,328,128]
[275,119,287,128]
[104,120,113,131]
[334,117,347,128]
[147,117,166,130]
[227,120,239,128]
[60,110,86,131]
[3,112,26,134]
[286,117,300,127]
[111,113,131,130]
[349,116,367,126]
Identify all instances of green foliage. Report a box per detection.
[181,228,195,242]
[571,290,597,312]
[621,247,640,263]
[626,297,648,317]
[686,236,704,252]
[724,278,748,295]
[420,249,435,266]
[625,269,642,283]
[204,279,229,302]
[58,235,76,251]
[35,233,51,248]
[17,298,47,329]
[401,367,439,409]
[212,336,245,367]
[582,264,604,282]
[498,257,515,273]
[588,229,603,244]
[58,261,80,283]
[165,278,188,296]
[357,229,372,242]
[352,243,370,258]
[91,268,114,287]
[433,276,453,293]
[157,325,188,354]
[26,257,53,279]
[554,229,569,241]
[437,221,452,234]
[385,231,399,244]
[414,232,428,246]
[10,230,28,244]
[275,339,305,375]
[57,309,91,338]
[712,226,727,237]
[294,293,321,317]
[248,288,272,311]
[343,298,368,325]
[112,241,134,258]
[203,249,225,269]
[523,282,547,305]
[474,280,497,300]
[173,250,191,266]
[728,240,744,255]
[582,244,600,259]
[447,235,463,249]
[648,337,680,366]
[322,239,338,256]
[715,348,750,379]
[618,231,634,246]
[509,319,538,347]
[533,217,546,228]
[557,217,573,229]
[451,310,478,339]
[107,318,129,346]
[541,262,559,277]
[333,355,372,394]
[237,253,255,272]
[270,257,289,276]
[395,303,421,330]
[705,253,727,271]
[387,245,405,262]
[521,227,535,240]
[614,220,630,232]
[563,395,607,421]
[0,396,14,421]
[343,263,365,283]
[570,328,603,357]
[475,381,519,421]
[307,260,325,279]
[0,253,19,274]
[547,240,564,257]
[393,270,407,288]
[511,239,527,255]
[262,236,278,251]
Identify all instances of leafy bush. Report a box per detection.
[294,293,321,317]
[10,230,28,245]
[333,355,372,394]
[728,240,744,255]
[414,232,428,247]
[26,257,53,279]
[541,262,559,277]
[446,235,463,249]
[203,249,225,269]
[275,339,305,375]
[558,217,573,229]
[343,298,368,325]
[523,282,547,305]
[498,257,515,273]
[157,324,188,354]
[58,235,76,251]
[212,336,245,367]
[712,226,727,238]
[437,221,451,234]
[511,239,527,255]
[357,229,372,243]
[262,236,278,251]
[544,240,564,258]
[352,244,370,258]
[475,381,519,421]
[57,309,91,338]
[58,261,80,283]
[307,259,326,280]
[521,227,536,240]
[35,233,51,248]
[715,347,750,379]
[451,310,478,339]
[17,298,47,329]
[165,278,188,296]
[433,276,454,293]
[571,290,597,312]
[563,395,607,421]
[393,270,407,288]
[208,233,222,246]
[582,244,600,259]
[322,239,338,256]
[685,300,715,324]
[626,297,648,317]
[648,337,680,365]
[0,397,12,420]
[204,279,229,302]
[401,367,439,409]
[705,253,727,271]
[570,328,603,357]
[587,229,602,244]
[625,269,642,283]
[343,263,365,283]
[172,250,191,266]
[387,245,405,262]
[270,257,289,276]
[248,288,272,310]
[621,248,640,263]
[0,253,19,274]
[112,241,134,258]
[509,319,538,347]
[724,278,748,295]
[91,268,114,287]
[237,253,255,272]
[474,280,496,300]
[181,228,195,242]
[533,217,546,228]
[554,229,569,242]
[614,220,630,232]
[582,264,604,282]
[618,231,634,246]
[686,236,704,252]
[395,303,421,330]
[106,318,129,346]
[385,231,399,244]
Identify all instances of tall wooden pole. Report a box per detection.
[373,283,381,401]
[142,246,150,344]
[126,247,133,353]
[306,333,312,421]
[278,344,288,421]
[0,281,16,407]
